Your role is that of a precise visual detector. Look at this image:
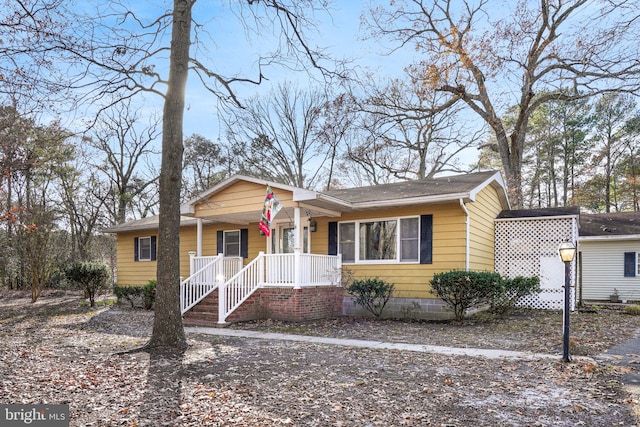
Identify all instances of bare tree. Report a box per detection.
[366,0,640,207]
[2,0,341,348]
[182,134,226,200]
[351,77,481,183]
[313,93,359,190]
[56,143,113,262]
[88,100,160,225]
[224,82,328,189]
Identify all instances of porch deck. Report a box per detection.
[181,252,342,325]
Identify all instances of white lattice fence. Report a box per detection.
[495,217,578,310]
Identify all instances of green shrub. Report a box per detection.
[490,275,541,317]
[625,305,640,315]
[114,285,138,308]
[430,270,502,321]
[346,277,395,317]
[142,280,156,309]
[114,280,156,309]
[64,262,111,307]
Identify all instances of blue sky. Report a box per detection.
[178,1,415,144]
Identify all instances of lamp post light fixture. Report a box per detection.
[558,241,577,362]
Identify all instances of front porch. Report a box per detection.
[181,252,343,325]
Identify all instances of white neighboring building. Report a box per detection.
[579,212,640,303]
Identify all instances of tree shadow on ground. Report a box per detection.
[137,347,186,426]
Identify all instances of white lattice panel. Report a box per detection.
[495,217,578,310]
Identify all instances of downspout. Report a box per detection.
[459,199,470,271]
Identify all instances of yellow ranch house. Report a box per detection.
[103,170,510,324]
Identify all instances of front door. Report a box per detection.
[271,224,309,254]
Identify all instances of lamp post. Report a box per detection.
[558,241,577,363]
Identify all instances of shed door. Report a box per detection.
[539,256,570,310]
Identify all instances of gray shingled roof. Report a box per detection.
[105,171,506,233]
[322,171,498,203]
[579,211,640,236]
[102,215,207,233]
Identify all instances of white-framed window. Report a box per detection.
[339,223,355,262]
[224,230,241,257]
[400,217,419,262]
[339,216,420,263]
[624,251,639,277]
[138,236,152,261]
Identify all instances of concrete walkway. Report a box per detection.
[597,331,640,385]
[185,326,556,360]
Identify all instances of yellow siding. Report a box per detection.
[115,230,160,286]
[324,203,468,299]
[115,223,269,286]
[194,181,296,217]
[114,183,505,301]
[467,185,503,272]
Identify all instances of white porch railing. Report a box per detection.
[222,256,244,278]
[263,253,341,286]
[180,251,341,322]
[218,252,342,323]
[299,253,342,286]
[180,254,245,314]
[180,255,223,314]
[190,255,218,275]
[218,253,266,324]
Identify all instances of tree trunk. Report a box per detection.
[148,0,192,349]
[494,128,524,208]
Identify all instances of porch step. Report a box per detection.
[183,312,220,327]
[182,289,220,327]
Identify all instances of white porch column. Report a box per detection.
[188,251,196,276]
[294,207,301,289]
[217,252,226,324]
[196,218,203,256]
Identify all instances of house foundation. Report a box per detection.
[183,286,344,326]
[342,296,454,321]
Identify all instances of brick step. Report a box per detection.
[183,317,220,327]
[188,303,218,313]
[184,310,218,320]
[182,313,218,323]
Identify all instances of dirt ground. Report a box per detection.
[1,290,640,426]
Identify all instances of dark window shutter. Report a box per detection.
[134,237,139,261]
[217,231,223,255]
[624,252,636,277]
[150,236,157,261]
[420,214,433,264]
[328,222,338,255]
[241,229,249,258]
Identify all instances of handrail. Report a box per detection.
[219,252,265,324]
[218,252,342,323]
[182,252,342,322]
[180,255,223,314]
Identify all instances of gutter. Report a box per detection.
[460,198,470,271]
[579,234,640,242]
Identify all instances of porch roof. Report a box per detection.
[102,215,214,233]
